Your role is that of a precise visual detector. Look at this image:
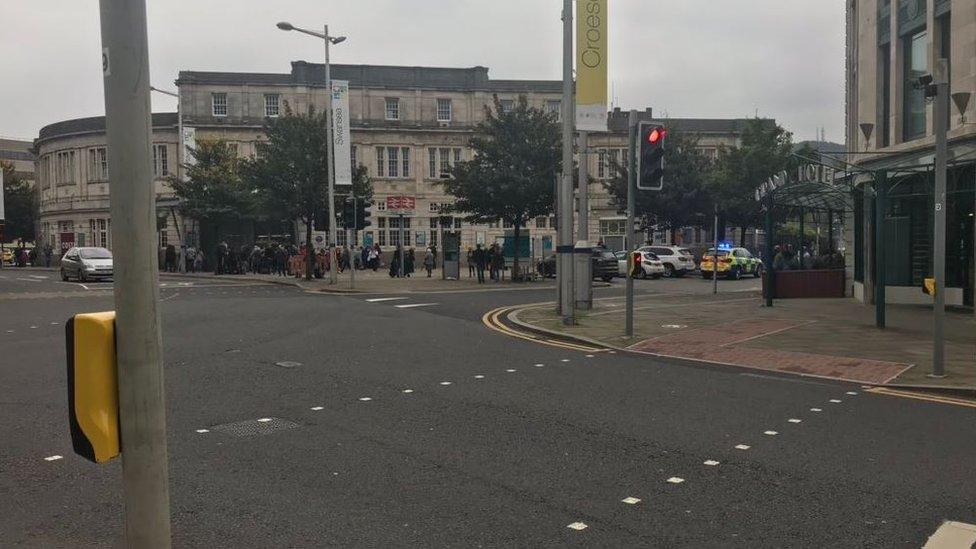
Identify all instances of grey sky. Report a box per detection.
[1,0,845,144]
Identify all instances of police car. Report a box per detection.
[700,246,763,280]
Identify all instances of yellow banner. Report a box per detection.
[576,0,608,131]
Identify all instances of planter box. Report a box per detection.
[763,269,846,299]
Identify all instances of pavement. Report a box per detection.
[2,273,976,547]
[514,282,976,391]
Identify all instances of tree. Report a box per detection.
[1,161,37,244]
[330,164,374,230]
[170,139,254,243]
[441,96,560,280]
[602,126,714,245]
[708,118,794,246]
[243,104,331,280]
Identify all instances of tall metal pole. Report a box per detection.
[764,198,774,307]
[625,110,637,336]
[398,213,405,278]
[932,59,949,377]
[558,0,575,325]
[575,131,592,310]
[712,207,719,295]
[875,171,887,329]
[349,197,356,290]
[324,25,338,285]
[98,0,172,546]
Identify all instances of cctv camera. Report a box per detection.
[918,74,934,86]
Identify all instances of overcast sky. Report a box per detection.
[2,0,845,144]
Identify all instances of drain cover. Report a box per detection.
[210,417,300,437]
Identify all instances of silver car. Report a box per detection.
[61,247,114,282]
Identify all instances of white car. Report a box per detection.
[615,250,665,279]
[60,247,114,282]
[639,245,697,277]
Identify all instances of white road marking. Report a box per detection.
[764,431,779,436]
[661,324,687,329]
[585,354,595,358]
[788,419,802,424]
[29,326,37,329]
[567,522,588,531]
[359,397,372,402]
[667,477,685,484]
[703,460,720,466]
[44,455,63,461]
[621,497,642,505]
[365,297,408,303]
[395,303,438,309]
[922,520,976,549]
[16,278,43,282]
[5,330,13,333]
[810,408,823,412]
[608,351,617,354]
[257,418,272,423]
[195,429,210,433]
[402,389,414,394]
[735,444,751,450]
[560,359,570,363]
[50,322,59,325]
[29,275,48,279]
[829,399,842,403]
[846,391,859,396]
[474,375,485,379]
[310,406,324,411]
[439,381,452,386]
[506,369,517,373]
[533,363,544,368]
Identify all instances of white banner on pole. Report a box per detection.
[0,168,5,221]
[181,126,197,166]
[332,80,352,186]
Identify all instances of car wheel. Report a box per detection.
[61,268,69,281]
[637,269,648,279]
[754,264,763,278]
[663,264,675,278]
[729,267,741,281]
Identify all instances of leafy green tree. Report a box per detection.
[243,104,332,280]
[1,161,37,244]
[602,126,715,245]
[708,118,794,246]
[441,96,560,280]
[170,139,254,242]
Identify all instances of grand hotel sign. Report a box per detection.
[755,164,839,202]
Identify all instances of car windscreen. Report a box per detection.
[79,248,113,259]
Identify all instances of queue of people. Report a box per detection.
[770,243,844,271]
[467,243,505,284]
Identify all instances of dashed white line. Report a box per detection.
[474,375,485,379]
[810,408,823,412]
[567,522,588,531]
[29,326,37,329]
[703,460,720,466]
[560,359,570,363]
[788,418,803,424]
[621,497,642,505]
[667,477,685,484]
[395,303,438,309]
[764,431,779,436]
[310,406,324,411]
[359,397,373,402]
[829,399,842,403]
[506,369,517,373]
[365,297,408,303]
[402,389,414,394]
[44,455,63,461]
[846,391,859,396]
[257,418,272,423]
[533,363,544,368]
[585,354,595,358]
[195,429,210,433]
[735,444,751,450]
[439,381,452,386]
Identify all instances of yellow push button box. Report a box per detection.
[66,311,120,463]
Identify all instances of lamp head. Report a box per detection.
[276,21,294,31]
[331,36,347,44]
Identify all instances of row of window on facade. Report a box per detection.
[42,145,170,187]
[41,219,111,249]
[874,0,951,146]
[211,92,562,122]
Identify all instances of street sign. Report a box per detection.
[386,195,416,213]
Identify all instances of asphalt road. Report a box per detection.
[1,271,973,548]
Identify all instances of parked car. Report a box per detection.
[536,248,618,283]
[638,245,697,277]
[61,247,114,282]
[615,250,665,279]
[700,247,763,280]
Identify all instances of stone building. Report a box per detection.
[33,60,756,259]
[847,0,975,307]
[0,138,36,182]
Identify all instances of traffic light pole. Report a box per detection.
[625,110,637,337]
[575,131,593,310]
[98,0,172,546]
[557,0,575,325]
[350,197,356,290]
[931,60,949,378]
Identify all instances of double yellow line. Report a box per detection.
[865,386,976,409]
[482,306,604,353]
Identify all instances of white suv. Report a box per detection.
[639,246,696,277]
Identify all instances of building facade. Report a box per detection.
[34,61,754,260]
[847,0,975,306]
[0,138,36,183]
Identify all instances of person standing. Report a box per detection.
[194,248,205,273]
[466,247,474,278]
[368,244,379,271]
[405,248,416,277]
[423,248,434,277]
[44,245,53,268]
[165,244,176,273]
[473,244,487,284]
[389,245,402,278]
[430,244,438,272]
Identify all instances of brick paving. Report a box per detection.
[627,318,914,385]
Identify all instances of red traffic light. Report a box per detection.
[647,127,667,144]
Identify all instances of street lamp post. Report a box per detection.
[277,21,346,284]
[150,86,186,273]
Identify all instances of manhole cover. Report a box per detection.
[210,417,300,437]
[275,361,302,369]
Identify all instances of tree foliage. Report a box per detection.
[1,161,37,243]
[603,126,715,243]
[441,96,561,279]
[170,139,254,235]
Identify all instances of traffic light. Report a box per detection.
[341,198,356,230]
[638,122,666,191]
[355,200,370,231]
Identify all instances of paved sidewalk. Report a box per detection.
[514,291,976,389]
[162,268,556,294]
